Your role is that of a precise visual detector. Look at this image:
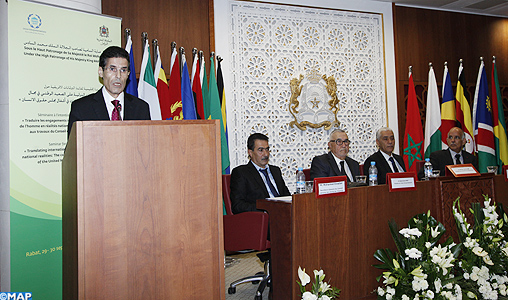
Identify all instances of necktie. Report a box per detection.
[260,169,279,197]
[389,157,399,172]
[111,100,122,121]
[339,161,352,182]
[455,154,461,165]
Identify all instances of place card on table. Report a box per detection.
[387,172,417,192]
[504,165,508,182]
[446,164,480,177]
[314,175,347,198]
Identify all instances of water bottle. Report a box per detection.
[296,167,306,194]
[368,161,378,186]
[424,158,433,180]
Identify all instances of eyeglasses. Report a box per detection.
[106,65,129,75]
[330,139,350,146]
[256,147,270,152]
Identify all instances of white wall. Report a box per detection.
[0,0,101,290]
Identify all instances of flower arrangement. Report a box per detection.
[297,266,341,300]
[453,195,508,300]
[374,211,462,300]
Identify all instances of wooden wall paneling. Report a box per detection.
[102,0,212,78]
[394,6,508,149]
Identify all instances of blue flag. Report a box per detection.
[124,35,138,97]
[181,53,197,119]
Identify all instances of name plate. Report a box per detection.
[504,165,508,182]
[314,176,347,198]
[387,172,417,192]
[446,164,480,177]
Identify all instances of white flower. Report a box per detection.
[298,267,311,286]
[425,290,435,299]
[314,269,325,282]
[377,287,385,296]
[386,294,393,300]
[483,254,494,265]
[319,281,330,293]
[435,278,442,292]
[400,228,422,238]
[302,291,318,300]
[387,286,396,295]
[402,295,410,300]
[467,291,476,299]
[405,248,423,259]
[431,226,440,238]
[426,242,432,248]
[464,273,470,280]
[320,296,331,300]
[472,246,488,257]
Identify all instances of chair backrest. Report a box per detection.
[303,168,310,181]
[222,174,233,215]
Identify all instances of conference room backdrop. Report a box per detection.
[8,0,120,297]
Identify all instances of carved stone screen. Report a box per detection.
[227,1,387,191]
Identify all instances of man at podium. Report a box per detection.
[67,46,151,137]
[230,133,290,214]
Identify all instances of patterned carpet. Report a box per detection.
[225,251,270,300]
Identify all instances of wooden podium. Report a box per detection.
[62,120,224,300]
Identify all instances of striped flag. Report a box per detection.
[473,59,496,172]
[124,34,138,97]
[181,51,197,119]
[455,61,474,153]
[167,46,182,120]
[209,55,230,174]
[138,40,161,120]
[191,51,205,119]
[492,58,508,170]
[154,44,171,120]
[441,63,456,147]
[217,57,230,174]
[200,54,210,119]
[403,69,424,173]
[424,64,442,158]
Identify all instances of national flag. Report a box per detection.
[167,45,182,120]
[200,54,210,119]
[124,34,138,97]
[403,70,424,173]
[441,63,456,147]
[138,40,161,120]
[492,58,508,170]
[455,61,474,153]
[472,59,496,172]
[424,64,441,158]
[153,44,171,120]
[181,51,197,119]
[216,57,230,174]
[209,56,230,174]
[191,51,205,119]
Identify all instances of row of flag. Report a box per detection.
[403,58,508,174]
[124,32,230,175]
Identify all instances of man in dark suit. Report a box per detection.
[67,46,150,137]
[363,127,406,184]
[230,133,290,214]
[419,127,478,178]
[310,129,360,182]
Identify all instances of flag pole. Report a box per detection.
[124,28,131,44]
[211,52,215,76]
[180,46,185,76]
[152,39,159,66]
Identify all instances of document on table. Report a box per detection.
[266,195,292,202]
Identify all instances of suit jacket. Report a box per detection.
[428,149,479,176]
[310,152,360,182]
[67,88,151,137]
[230,161,290,214]
[363,151,406,185]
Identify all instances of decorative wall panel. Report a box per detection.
[228,1,387,190]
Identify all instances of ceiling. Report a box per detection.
[372,0,508,17]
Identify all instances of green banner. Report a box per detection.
[8,0,120,298]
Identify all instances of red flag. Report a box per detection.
[191,52,205,119]
[168,46,182,120]
[154,45,171,120]
[403,71,424,173]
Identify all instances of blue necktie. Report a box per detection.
[389,157,399,173]
[260,169,279,197]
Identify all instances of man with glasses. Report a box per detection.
[418,127,478,178]
[310,129,360,182]
[230,133,290,214]
[363,127,406,184]
[67,46,151,137]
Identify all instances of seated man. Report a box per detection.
[230,133,290,214]
[363,127,406,185]
[310,129,360,182]
[418,127,478,179]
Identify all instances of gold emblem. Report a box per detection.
[289,69,340,130]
